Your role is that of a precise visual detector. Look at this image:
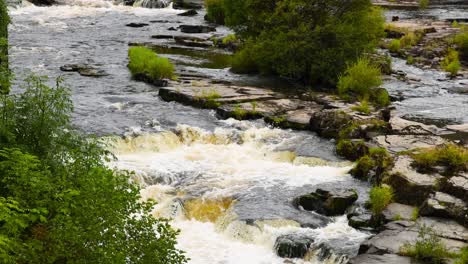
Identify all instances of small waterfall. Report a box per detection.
[133,0,171,8]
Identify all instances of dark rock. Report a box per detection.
[122,0,136,6]
[274,233,314,258]
[349,254,417,264]
[348,213,375,229]
[133,73,168,87]
[309,109,352,139]
[151,35,174,39]
[29,0,55,6]
[172,0,203,9]
[392,16,399,22]
[179,25,216,34]
[178,9,198,16]
[125,23,149,28]
[386,156,440,206]
[168,27,178,31]
[60,64,108,78]
[382,203,417,222]
[420,192,468,227]
[174,36,213,48]
[294,188,358,216]
[439,173,468,201]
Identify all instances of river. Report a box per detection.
[6,1,467,263]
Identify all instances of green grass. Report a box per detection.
[412,208,419,221]
[232,104,248,119]
[441,48,461,77]
[412,143,468,175]
[454,29,468,61]
[407,56,415,65]
[401,225,453,264]
[351,100,371,114]
[388,39,401,53]
[368,185,394,215]
[419,0,429,9]
[222,34,237,45]
[337,57,382,101]
[128,47,175,81]
[454,247,468,264]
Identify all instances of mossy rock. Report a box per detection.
[310,110,353,139]
[336,139,369,161]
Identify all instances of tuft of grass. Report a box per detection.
[452,21,460,28]
[400,225,453,264]
[195,89,222,108]
[453,29,468,61]
[368,185,394,215]
[419,0,429,9]
[351,100,371,114]
[411,143,468,175]
[454,247,468,264]
[128,47,175,81]
[388,39,401,53]
[222,34,237,45]
[412,208,419,221]
[232,104,248,119]
[441,48,461,77]
[337,57,382,100]
[400,32,422,48]
[407,56,415,65]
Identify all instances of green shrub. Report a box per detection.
[222,34,237,45]
[0,75,187,263]
[419,0,429,9]
[0,0,9,95]
[455,247,468,264]
[205,0,226,24]
[412,208,419,221]
[128,46,175,81]
[441,48,461,77]
[454,30,468,61]
[351,147,393,181]
[231,43,259,74]
[400,32,422,48]
[452,21,460,28]
[223,0,385,85]
[401,225,453,264]
[412,143,468,175]
[388,39,401,53]
[338,58,383,100]
[370,88,391,107]
[351,100,371,114]
[368,185,394,215]
[407,55,415,65]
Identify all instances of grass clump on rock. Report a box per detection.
[400,225,453,264]
[441,48,461,78]
[411,143,468,175]
[453,27,468,62]
[368,185,394,215]
[351,147,393,182]
[128,47,175,84]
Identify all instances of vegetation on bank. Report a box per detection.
[0,0,9,94]
[0,76,187,263]
[441,48,461,77]
[128,46,175,82]
[368,185,393,215]
[411,143,468,175]
[206,0,385,86]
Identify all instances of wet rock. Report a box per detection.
[122,0,136,6]
[439,173,468,201]
[336,139,369,161]
[348,213,375,230]
[309,110,353,139]
[29,0,56,6]
[382,203,417,222]
[125,22,149,28]
[386,156,441,206]
[349,253,417,264]
[179,25,216,33]
[420,192,468,227]
[178,9,198,16]
[133,73,168,87]
[151,34,174,39]
[60,64,108,78]
[274,233,314,258]
[173,0,203,9]
[389,116,441,135]
[370,135,447,154]
[293,188,358,216]
[168,27,177,31]
[174,36,213,48]
[415,217,468,242]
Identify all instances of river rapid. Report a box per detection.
[6,1,466,263]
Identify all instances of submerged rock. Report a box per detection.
[125,22,149,28]
[179,25,216,34]
[172,0,203,9]
[60,64,108,78]
[29,0,56,6]
[274,233,315,258]
[293,188,358,216]
[178,9,198,16]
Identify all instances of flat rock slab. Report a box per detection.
[159,82,280,108]
[420,192,468,227]
[387,156,441,205]
[371,135,447,154]
[349,253,418,264]
[389,116,442,135]
[447,123,468,133]
[440,172,468,201]
[382,203,417,222]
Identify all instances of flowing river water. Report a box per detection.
[6,1,468,263]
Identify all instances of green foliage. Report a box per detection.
[412,208,419,221]
[0,0,9,95]
[337,58,383,101]
[441,48,461,77]
[351,100,370,114]
[0,75,187,263]
[419,0,429,9]
[454,247,468,264]
[230,42,259,74]
[351,147,393,182]
[222,34,237,45]
[451,21,460,28]
[400,32,423,48]
[388,39,401,53]
[196,89,222,108]
[232,104,248,119]
[223,0,385,85]
[336,139,368,161]
[401,225,453,264]
[407,55,415,65]
[128,46,175,81]
[411,143,468,175]
[453,28,468,61]
[368,185,393,215]
[370,88,391,107]
[205,0,225,24]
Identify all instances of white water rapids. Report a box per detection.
[8,1,371,263]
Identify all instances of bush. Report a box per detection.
[128,46,175,81]
[337,58,383,100]
[351,100,371,114]
[388,39,401,53]
[412,143,468,175]
[454,29,468,61]
[231,43,259,74]
[401,225,453,264]
[419,0,429,9]
[336,139,369,161]
[0,75,187,263]
[368,185,393,215]
[407,55,415,65]
[370,88,391,107]
[0,0,9,94]
[223,0,385,85]
[441,48,461,77]
[205,0,225,24]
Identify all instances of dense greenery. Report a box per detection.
[208,0,385,85]
[401,225,453,264]
[128,46,175,81]
[453,26,468,62]
[441,48,461,77]
[0,76,187,263]
[368,185,393,215]
[0,0,9,94]
[411,143,468,175]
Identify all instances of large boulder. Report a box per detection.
[386,156,441,205]
[293,188,358,216]
[309,110,352,138]
[420,192,468,227]
[274,233,314,258]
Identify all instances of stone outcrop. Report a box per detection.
[370,135,447,154]
[293,188,358,216]
[274,233,315,258]
[420,192,468,227]
[309,110,353,138]
[60,64,109,78]
[439,173,468,202]
[382,203,417,222]
[389,116,441,135]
